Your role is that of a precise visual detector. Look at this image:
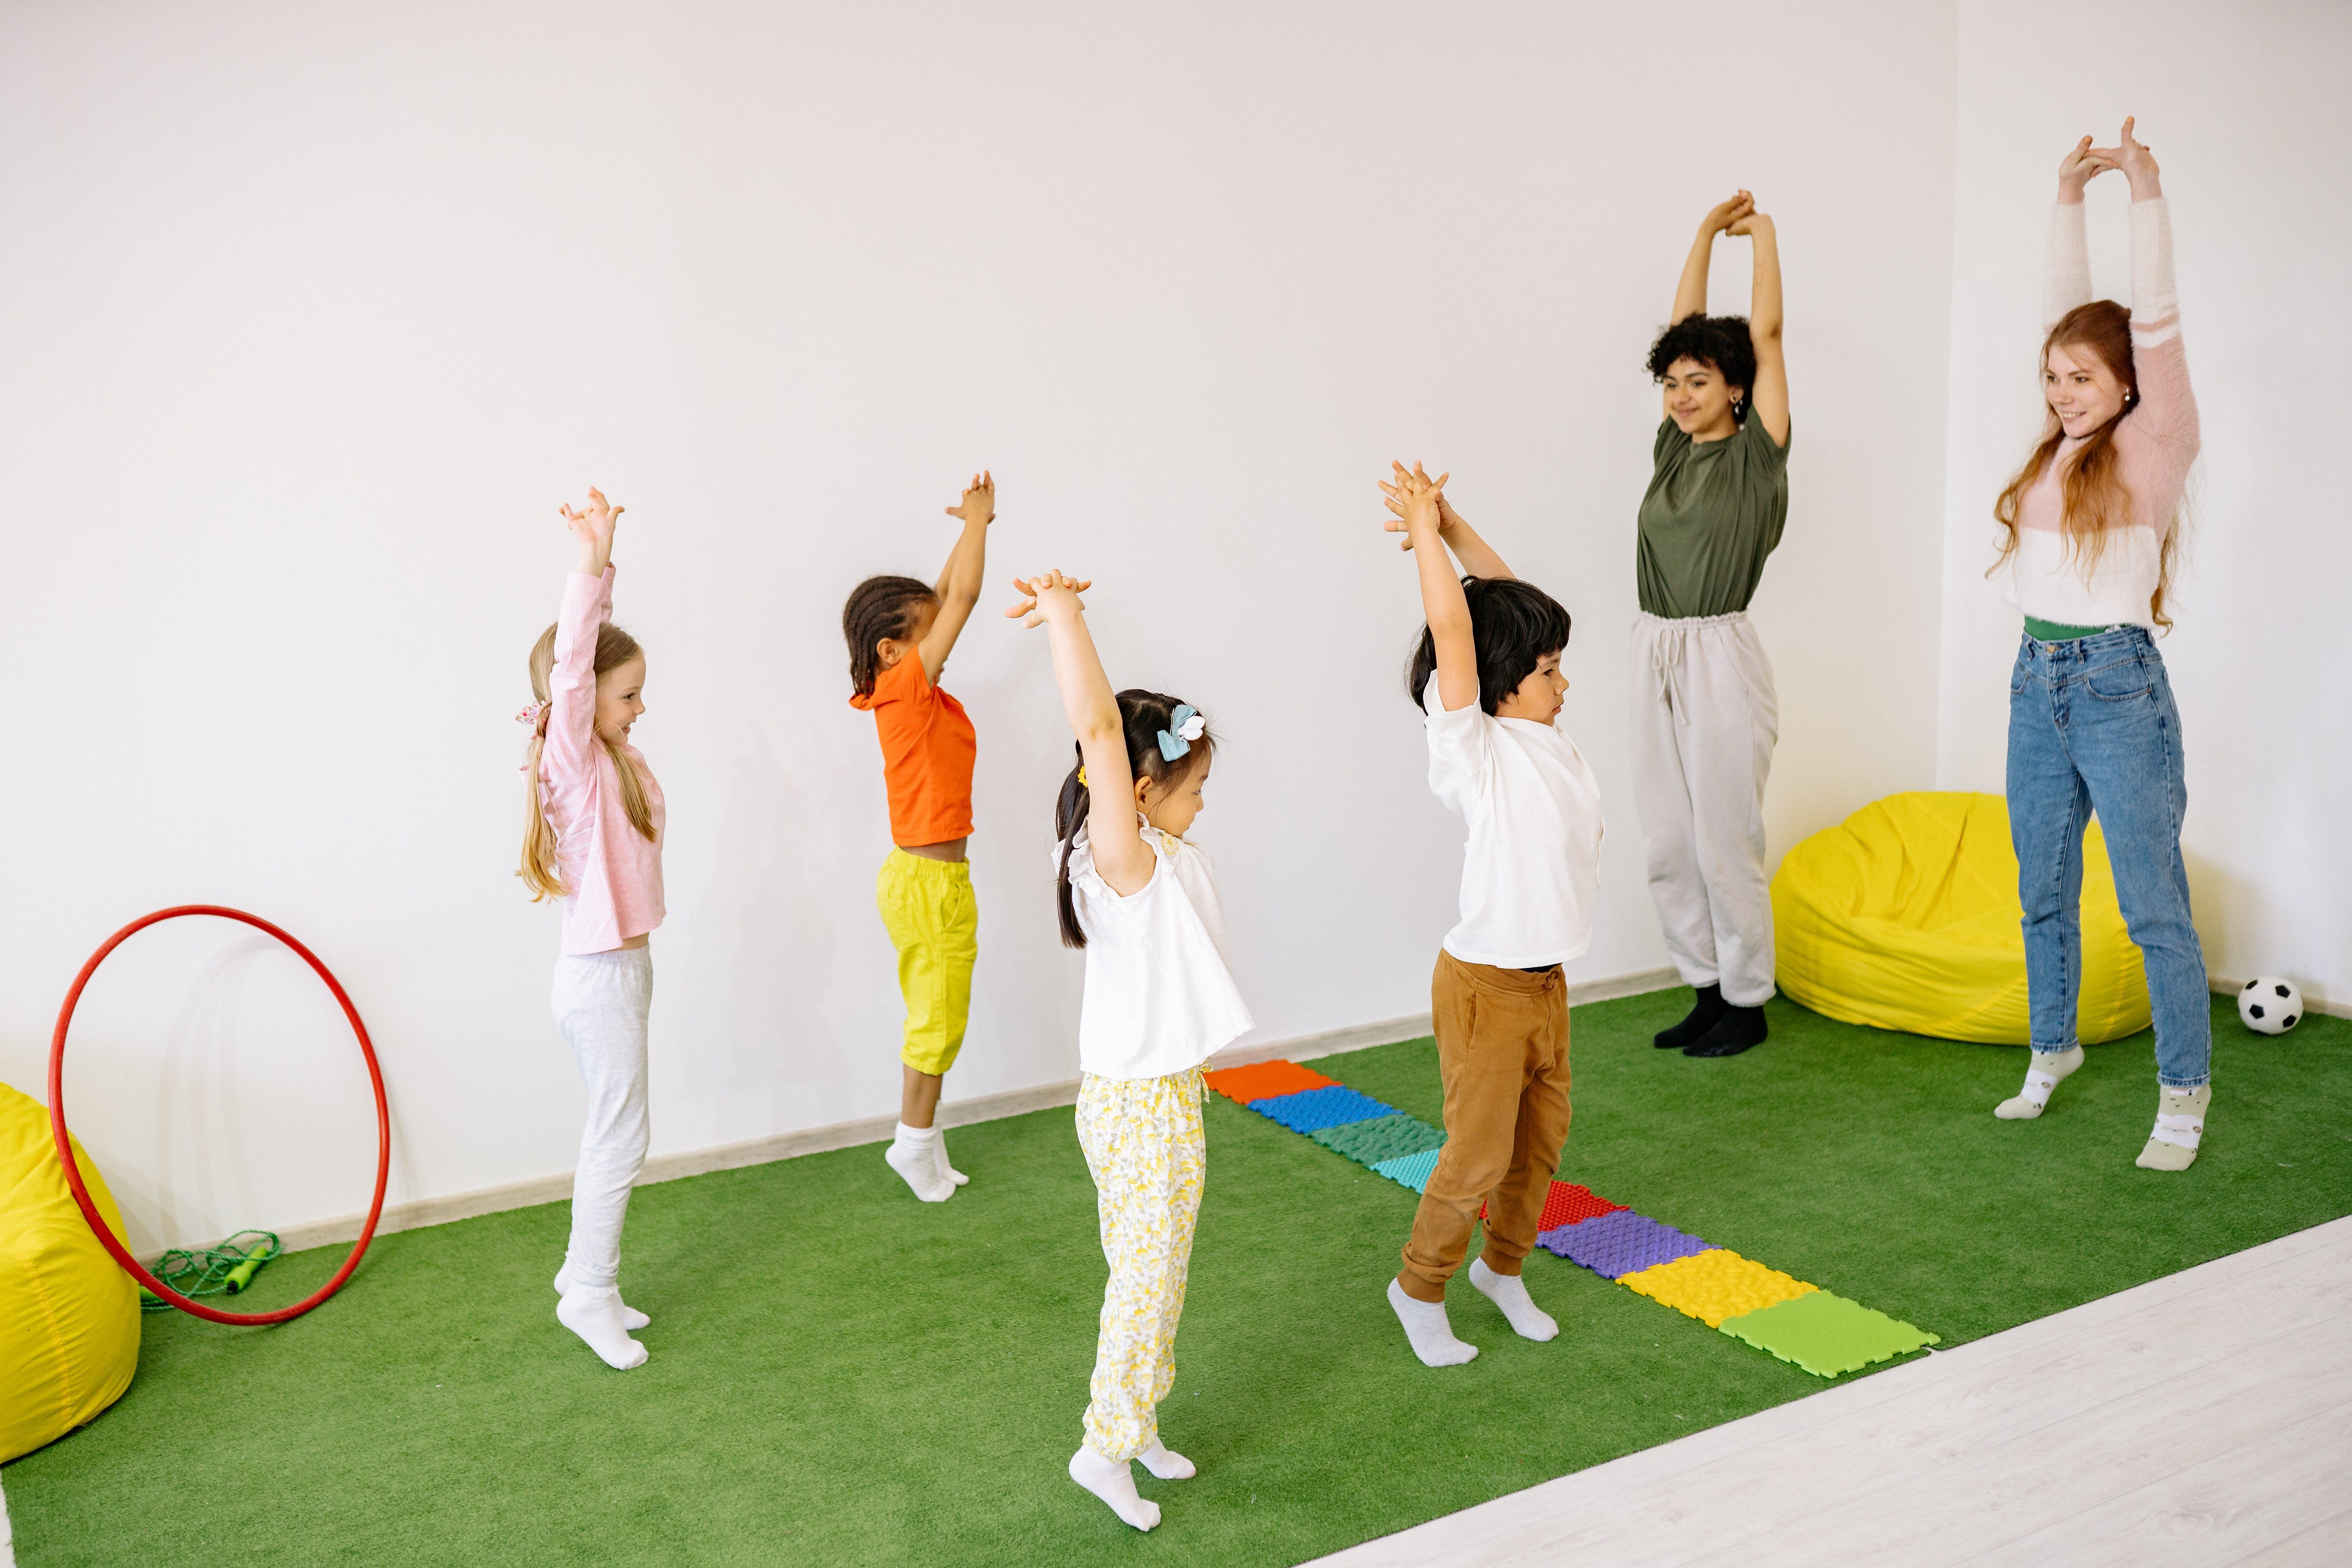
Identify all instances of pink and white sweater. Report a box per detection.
[2000,197,2198,630]
[541,566,666,955]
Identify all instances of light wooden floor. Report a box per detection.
[1310,1215,2352,1568]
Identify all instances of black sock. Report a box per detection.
[1654,984,1727,1049]
[1684,1004,1769,1058]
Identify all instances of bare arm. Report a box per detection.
[1006,570,1152,893]
[1673,192,1752,323]
[1732,209,1789,446]
[1381,463,1479,713]
[917,471,994,684]
[1382,469,1515,579]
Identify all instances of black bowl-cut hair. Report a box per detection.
[1647,314,1757,424]
[1405,576,1573,716]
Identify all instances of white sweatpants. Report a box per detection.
[1629,611,1779,1007]
[551,946,653,1290]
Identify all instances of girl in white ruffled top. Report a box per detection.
[1006,568,1253,1535]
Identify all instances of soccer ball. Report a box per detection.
[2238,977,2303,1035]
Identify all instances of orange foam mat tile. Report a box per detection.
[1617,1248,1818,1328]
[1203,1060,1337,1105]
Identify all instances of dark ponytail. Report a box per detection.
[842,574,940,697]
[1054,688,1214,949]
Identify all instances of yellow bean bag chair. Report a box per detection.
[1772,791,2151,1045]
[2,1080,139,1462]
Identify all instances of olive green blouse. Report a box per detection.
[1635,414,1790,619]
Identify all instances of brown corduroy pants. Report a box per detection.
[1396,949,1572,1302]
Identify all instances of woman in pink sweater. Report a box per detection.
[1989,120,2210,1170]
[519,487,667,1367]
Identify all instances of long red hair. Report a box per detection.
[1991,300,2178,628]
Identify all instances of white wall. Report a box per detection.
[1938,0,2352,1007]
[0,1,1964,1252]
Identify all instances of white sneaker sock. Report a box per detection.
[1069,1446,1160,1531]
[1996,1045,2084,1120]
[554,1265,648,1330]
[557,1285,648,1370]
[2136,1083,2210,1171]
[932,1127,969,1187]
[886,1123,953,1202]
[1468,1257,1559,1341]
[1388,1277,1478,1367]
[1138,1439,1195,1480]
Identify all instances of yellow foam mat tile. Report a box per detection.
[1617,1247,1818,1328]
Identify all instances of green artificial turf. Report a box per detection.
[7,991,2350,1568]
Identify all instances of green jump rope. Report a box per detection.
[138,1230,281,1312]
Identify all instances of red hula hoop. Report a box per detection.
[47,906,390,1325]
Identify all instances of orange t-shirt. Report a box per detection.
[850,654,976,846]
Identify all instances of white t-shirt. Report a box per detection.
[1062,820,1255,1081]
[1424,673,1604,968]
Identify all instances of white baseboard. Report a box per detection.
[212,967,1690,1262]
[2209,975,2348,1020]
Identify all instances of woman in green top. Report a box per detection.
[1633,190,1791,1059]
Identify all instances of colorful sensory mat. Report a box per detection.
[1206,1058,1940,1378]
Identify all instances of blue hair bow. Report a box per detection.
[1157,704,1205,761]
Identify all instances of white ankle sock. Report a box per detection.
[1388,1277,1478,1366]
[2137,1083,2210,1171]
[932,1127,969,1187]
[1138,1439,1195,1480]
[1069,1446,1160,1531]
[557,1285,648,1370]
[886,1123,953,1202]
[553,1265,648,1330]
[1996,1045,2084,1120]
[1469,1257,1559,1341]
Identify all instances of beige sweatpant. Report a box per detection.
[1629,610,1779,1008]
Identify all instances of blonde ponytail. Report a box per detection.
[517,619,657,902]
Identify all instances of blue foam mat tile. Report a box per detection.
[1248,1084,1399,1135]
[1538,1209,1711,1279]
[1370,1147,1442,1192]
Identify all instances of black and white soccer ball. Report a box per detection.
[2238,976,2303,1035]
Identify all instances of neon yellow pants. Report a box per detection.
[876,848,978,1075]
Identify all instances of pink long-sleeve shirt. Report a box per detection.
[2001,198,2198,629]
[541,566,666,955]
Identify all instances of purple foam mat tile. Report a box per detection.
[1539,1209,1711,1279]
[1247,1084,1398,1134]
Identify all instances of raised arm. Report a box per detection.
[1381,462,1478,714]
[917,470,994,683]
[2046,135,2110,328]
[1673,192,1753,324]
[1007,570,1153,895]
[2098,118,2196,453]
[1380,464,1515,579]
[1729,206,1789,446]
[547,488,623,782]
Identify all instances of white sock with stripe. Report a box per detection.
[1995,1045,2084,1120]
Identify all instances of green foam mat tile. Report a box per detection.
[1718,1288,1940,1377]
[1371,1147,1442,1193]
[1310,1113,1446,1168]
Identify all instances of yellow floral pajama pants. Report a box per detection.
[1075,1067,1207,1463]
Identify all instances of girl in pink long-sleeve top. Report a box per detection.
[1987,120,2212,1170]
[519,486,666,1369]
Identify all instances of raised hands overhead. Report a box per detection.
[2090,116,2162,200]
[2057,134,2116,200]
[1700,191,1756,238]
[945,470,996,529]
[1004,568,1094,627]
[1378,459,1450,542]
[560,487,624,576]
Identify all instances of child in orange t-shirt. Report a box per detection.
[844,472,995,1202]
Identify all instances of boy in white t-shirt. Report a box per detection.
[1377,461,1605,1368]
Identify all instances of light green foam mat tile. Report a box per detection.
[1311,1113,1446,1168]
[1371,1147,1442,1193]
[1718,1289,1940,1377]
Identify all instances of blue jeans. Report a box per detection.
[2006,628,2209,1087]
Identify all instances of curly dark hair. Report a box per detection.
[1646,314,1757,424]
[842,574,939,697]
[1404,577,1573,717]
